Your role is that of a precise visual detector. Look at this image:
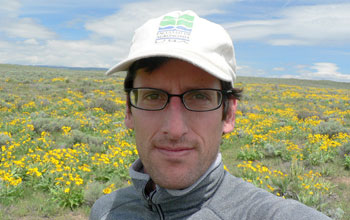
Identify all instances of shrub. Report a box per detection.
[89,97,120,114]
[32,117,80,134]
[237,103,258,115]
[15,100,28,111]
[263,143,283,158]
[312,120,349,138]
[237,145,264,161]
[324,207,345,220]
[0,134,12,147]
[68,129,105,153]
[35,98,51,107]
[0,100,12,109]
[306,150,335,166]
[83,181,104,207]
[30,111,49,119]
[99,85,115,91]
[344,154,350,170]
[338,142,350,158]
[50,185,84,210]
[77,87,90,94]
[297,109,318,120]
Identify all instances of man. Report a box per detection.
[90,10,330,220]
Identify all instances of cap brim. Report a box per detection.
[105,49,234,83]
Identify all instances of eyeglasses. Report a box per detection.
[127,87,233,112]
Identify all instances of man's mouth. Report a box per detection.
[155,146,194,158]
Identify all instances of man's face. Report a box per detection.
[125,59,236,189]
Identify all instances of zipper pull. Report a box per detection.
[147,194,154,210]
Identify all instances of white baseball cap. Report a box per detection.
[106,10,236,86]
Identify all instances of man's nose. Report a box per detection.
[160,96,189,140]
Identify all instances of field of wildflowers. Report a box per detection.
[0,64,349,219]
[223,82,350,219]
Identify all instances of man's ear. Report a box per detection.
[223,99,237,134]
[125,100,134,129]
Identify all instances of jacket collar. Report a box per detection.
[129,153,225,214]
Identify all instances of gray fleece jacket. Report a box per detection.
[89,154,331,220]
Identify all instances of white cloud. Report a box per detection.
[308,62,350,81]
[0,39,120,68]
[23,38,39,45]
[273,67,285,71]
[44,40,120,67]
[295,64,308,69]
[0,0,238,67]
[1,17,55,39]
[0,0,20,17]
[82,0,238,66]
[85,0,234,41]
[236,65,266,77]
[291,62,350,82]
[225,3,350,46]
[0,0,55,40]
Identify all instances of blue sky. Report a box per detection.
[1,0,350,82]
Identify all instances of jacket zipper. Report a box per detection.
[148,191,165,220]
[154,203,164,220]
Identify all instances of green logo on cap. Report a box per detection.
[156,13,195,43]
[160,14,194,28]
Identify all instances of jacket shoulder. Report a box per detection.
[201,172,331,220]
[89,185,141,220]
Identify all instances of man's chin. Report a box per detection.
[150,166,199,190]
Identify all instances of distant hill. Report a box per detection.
[236,76,350,90]
[0,63,349,90]
[35,65,108,71]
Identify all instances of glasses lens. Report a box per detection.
[130,88,167,110]
[183,89,222,111]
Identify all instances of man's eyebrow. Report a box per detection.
[165,87,223,92]
[133,86,221,91]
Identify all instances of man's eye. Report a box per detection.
[188,92,210,101]
[142,91,167,101]
[193,93,208,100]
[145,93,161,100]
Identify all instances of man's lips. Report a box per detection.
[155,146,194,157]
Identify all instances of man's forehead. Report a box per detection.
[133,59,222,89]
[134,58,218,78]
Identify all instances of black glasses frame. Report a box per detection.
[126,87,234,112]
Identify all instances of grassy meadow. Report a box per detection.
[0,64,349,219]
